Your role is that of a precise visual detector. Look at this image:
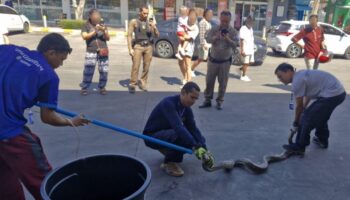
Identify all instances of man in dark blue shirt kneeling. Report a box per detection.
[143,82,212,177]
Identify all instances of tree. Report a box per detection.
[72,0,86,20]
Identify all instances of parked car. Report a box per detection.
[0,4,30,33]
[267,20,350,59]
[153,18,267,66]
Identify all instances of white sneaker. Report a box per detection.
[240,75,251,82]
[175,53,183,60]
[191,71,196,77]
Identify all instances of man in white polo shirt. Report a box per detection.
[238,16,254,82]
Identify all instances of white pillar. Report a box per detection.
[121,0,128,26]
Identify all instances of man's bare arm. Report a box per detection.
[127,19,136,53]
[294,97,304,124]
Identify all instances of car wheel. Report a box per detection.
[344,46,350,59]
[272,49,282,54]
[23,22,29,33]
[286,43,302,58]
[231,49,242,66]
[156,40,173,58]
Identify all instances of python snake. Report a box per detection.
[202,129,301,173]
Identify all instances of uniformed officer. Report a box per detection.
[127,6,159,93]
[199,10,238,110]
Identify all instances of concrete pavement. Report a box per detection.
[7,33,350,200]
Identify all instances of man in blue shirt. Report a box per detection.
[143,82,213,177]
[0,33,89,200]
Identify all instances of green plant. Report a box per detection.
[59,19,86,29]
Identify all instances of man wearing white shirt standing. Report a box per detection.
[0,25,9,45]
[238,16,254,82]
[177,8,199,86]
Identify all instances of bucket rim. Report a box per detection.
[40,153,152,200]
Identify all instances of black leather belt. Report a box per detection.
[208,53,232,64]
[136,40,151,47]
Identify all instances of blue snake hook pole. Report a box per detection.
[35,102,193,154]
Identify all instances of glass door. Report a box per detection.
[235,1,267,33]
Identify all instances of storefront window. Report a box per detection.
[207,0,219,16]
[96,0,120,10]
[234,0,268,32]
[18,0,40,6]
[44,0,62,7]
[15,0,63,22]
[153,0,165,23]
[82,0,121,25]
[128,0,166,23]
[128,0,148,20]
[183,0,219,16]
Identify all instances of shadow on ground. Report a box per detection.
[262,83,292,92]
[160,76,182,86]
[119,79,130,88]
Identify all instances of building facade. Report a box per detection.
[2,0,291,32]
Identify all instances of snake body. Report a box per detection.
[202,150,300,173]
[203,130,300,173]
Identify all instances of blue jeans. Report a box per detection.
[296,92,346,148]
[144,129,193,163]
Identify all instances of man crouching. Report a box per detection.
[143,82,213,177]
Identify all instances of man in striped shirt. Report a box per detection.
[191,8,213,77]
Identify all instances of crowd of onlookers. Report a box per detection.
[77,5,256,99]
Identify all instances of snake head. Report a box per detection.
[201,151,215,171]
[203,151,214,167]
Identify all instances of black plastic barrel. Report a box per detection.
[40,154,151,200]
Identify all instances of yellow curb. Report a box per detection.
[30,27,126,36]
[41,27,49,33]
[109,31,117,37]
[63,29,73,34]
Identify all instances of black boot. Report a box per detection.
[199,101,211,108]
[216,102,223,110]
[312,137,328,149]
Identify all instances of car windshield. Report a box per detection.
[276,23,291,32]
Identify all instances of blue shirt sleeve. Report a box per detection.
[0,45,6,59]
[37,75,59,108]
[184,109,206,148]
[159,99,196,147]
